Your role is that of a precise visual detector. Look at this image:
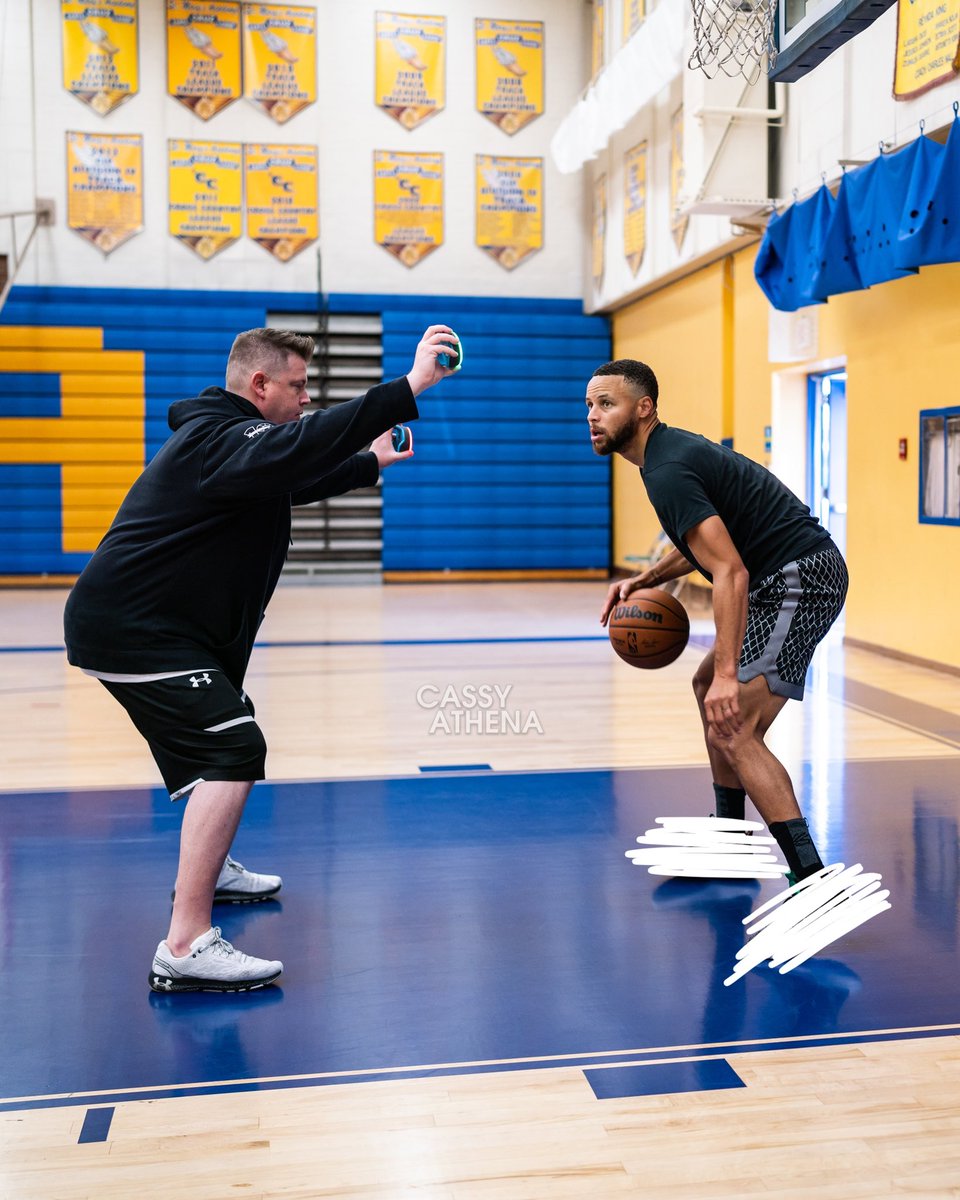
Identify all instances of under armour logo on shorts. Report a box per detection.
[189,673,213,687]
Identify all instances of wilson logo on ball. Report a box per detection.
[608,588,690,670]
[613,604,664,623]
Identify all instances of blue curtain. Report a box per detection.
[756,117,960,312]
[849,142,920,287]
[754,204,796,310]
[754,185,834,311]
[809,172,864,300]
[895,119,960,269]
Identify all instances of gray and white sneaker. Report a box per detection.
[170,855,282,905]
[149,927,283,993]
[214,854,282,903]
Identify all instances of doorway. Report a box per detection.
[807,370,847,557]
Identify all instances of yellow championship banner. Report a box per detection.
[893,0,960,98]
[66,131,143,255]
[475,19,544,135]
[242,3,316,123]
[375,12,446,130]
[623,0,645,42]
[168,139,242,260]
[592,0,605,80]
[475,154,543,271]
[61,0,139,116]
[592,174,606,289]
[624,141,647,275]
[373,150,444,268]
[166,0,242,119]
[670,106,688,252]
[244,143,318,261]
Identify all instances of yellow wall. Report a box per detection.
[611,261,726,568]
[612,251,960,670]
[731,246,777,465]
[820,263,960,665]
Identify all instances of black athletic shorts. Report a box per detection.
[738,543,848,701]
[99,670,267,800]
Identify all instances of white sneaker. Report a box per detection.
[171,855,283,905]
[214,854,282,903]
[150,927,283,993]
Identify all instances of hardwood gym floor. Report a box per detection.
[1,582,958,1199]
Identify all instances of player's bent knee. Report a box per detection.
[705,724,735,758]
[705,724,757,766]
[692,667,712,702]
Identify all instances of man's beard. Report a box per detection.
[592,413,639,456]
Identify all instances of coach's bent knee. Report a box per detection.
[241,720,267,760]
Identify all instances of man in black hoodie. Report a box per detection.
[64,323,456,993]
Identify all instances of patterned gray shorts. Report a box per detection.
[738,544,848,700]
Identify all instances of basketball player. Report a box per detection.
[64,325,459,993]
[588,359,848,885]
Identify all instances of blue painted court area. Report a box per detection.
[585,1059,746,1100]
[1,760,958,1109]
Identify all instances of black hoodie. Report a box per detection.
[64,376,418,688]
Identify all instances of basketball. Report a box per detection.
[608,588,690,669]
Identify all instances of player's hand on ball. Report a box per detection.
[406,325,459,396]
[371,428,414,469]
[600,574,646,626]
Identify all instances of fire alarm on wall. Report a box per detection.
[898,438,908,461]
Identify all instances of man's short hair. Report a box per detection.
[592,359,659,407]
[225,328,315,392]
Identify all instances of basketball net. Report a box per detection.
[688,0,779,85]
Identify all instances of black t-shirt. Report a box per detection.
[640,423,831,585]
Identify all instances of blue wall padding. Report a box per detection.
[1,287,611,573]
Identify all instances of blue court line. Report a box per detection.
[4,1024,958,1113]
[0,645,68,654]
[0,635,611,655]
[419,764,493,773]
[78,1106,114,1142]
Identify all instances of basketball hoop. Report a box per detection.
[688,0,778,84]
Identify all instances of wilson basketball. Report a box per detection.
[608,588,690,669]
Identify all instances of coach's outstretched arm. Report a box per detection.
[406,325,460,395]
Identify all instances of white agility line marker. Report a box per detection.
[625,817,790,880]
[723,863,892,986]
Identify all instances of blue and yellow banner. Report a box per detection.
[61,0,139,116]
[245,143,318,261]
[624,141,647,275]
[243,3,316,123]
[591,0,605,80]
[374,150,444,267]
[168,139,242,260]
[623,0,645,42]
[166,0,241,119]
[375,11,446,130]
[476,154,543,271]
[593,174,606,289]
[475,19,543,135]
[66,131,143,255]
[893,0,960,98]
[671,106,688,252]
